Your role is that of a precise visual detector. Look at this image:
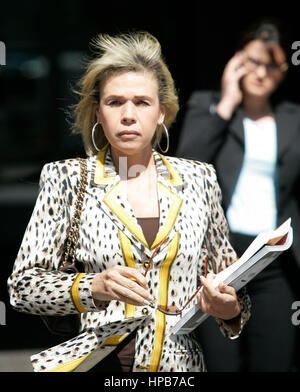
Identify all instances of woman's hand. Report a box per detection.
[217,51,249,120]
[91,265,154,307]
[197,273,241,320]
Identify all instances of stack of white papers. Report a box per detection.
[172,218,293,335]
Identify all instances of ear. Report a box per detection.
[158,105,166,125]
[95,108,101,124]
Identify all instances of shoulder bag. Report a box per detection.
[40,158,88,336]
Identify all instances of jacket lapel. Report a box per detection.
[90,146,184,259]
[275,104,300,160]
[228,106,245,147]
[150,151,184,251]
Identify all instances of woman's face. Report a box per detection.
[241,39,285,98]
[96,71,165,157]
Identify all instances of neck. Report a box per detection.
[110,146,155,180]
[242,94,273,120]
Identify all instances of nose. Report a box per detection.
[255,64,267,78]
[121,101,137,125]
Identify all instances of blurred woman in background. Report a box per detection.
[177,20,300,371]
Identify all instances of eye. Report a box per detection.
[268,63,279,71]
[249,58,261,66]
[108,100,122,106]
[136,100,150,106]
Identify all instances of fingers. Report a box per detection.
[200,273,236,299]
[107,281,152,307]
[197,274,240,319]
[227,51,245,71]
[235,66,249,83]
[224,51,249,80]
[200,273,218,297]
[218,282,236,297]
[120,266,148,289]
[92,265,153,306]
[197,273,220,313]
[220,51,249,111]
[112,269,153,304]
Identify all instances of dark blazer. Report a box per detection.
[176,90,300,267]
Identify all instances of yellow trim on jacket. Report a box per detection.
[149,232,180,372]
[70,273,87,313]
[119,229,137,318]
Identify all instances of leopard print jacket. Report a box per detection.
[8,146,251,372]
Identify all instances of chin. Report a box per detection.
[243,82,275,97]
[243,85,272,99]
[111,142,151,156]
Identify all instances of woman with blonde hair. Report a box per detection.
[8,31,250,372]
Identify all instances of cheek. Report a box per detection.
[99,109,120,136]
[260,77,279,94]
[150,105,165,126]
[146,112,161,127]
[269,75,282,90]
[143,113,161,137]
[96,109,117,142]
[98,107,111,124]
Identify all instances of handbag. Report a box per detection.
[40,158,88,337]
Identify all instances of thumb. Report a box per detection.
[218,282,235,296]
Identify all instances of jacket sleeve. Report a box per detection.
[7,162,107,316]
[176,90,230,162]
[198,164,251,339]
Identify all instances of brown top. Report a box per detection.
[137,217,160,248]
[89,328,137,372]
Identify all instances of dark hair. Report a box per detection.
[237,18,289,71]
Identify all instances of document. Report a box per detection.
[171,218,293,335]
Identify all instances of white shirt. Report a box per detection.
[226,117,277,236]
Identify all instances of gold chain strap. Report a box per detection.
[62,158,88,268]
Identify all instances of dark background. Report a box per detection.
[0,1,300,350]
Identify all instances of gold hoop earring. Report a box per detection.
[158,123,169,153]
[91,122,101,152]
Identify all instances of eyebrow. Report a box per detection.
[104,95,154,101]
[246,55,276,65]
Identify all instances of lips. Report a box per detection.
[118,130,140,137]
[251,79,264,87]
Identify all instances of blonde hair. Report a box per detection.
[71,31,179,156]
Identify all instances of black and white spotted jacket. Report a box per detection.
[8,146,250,372]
